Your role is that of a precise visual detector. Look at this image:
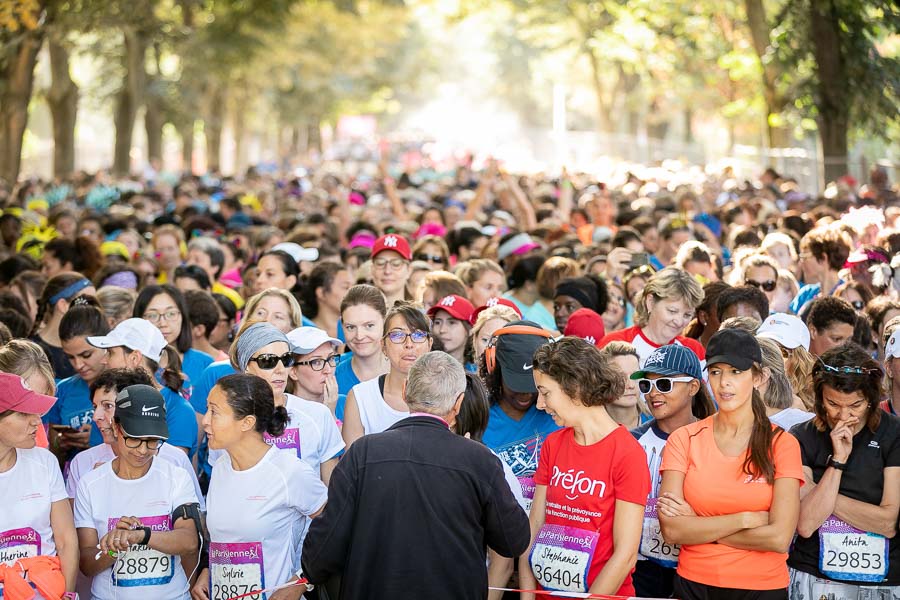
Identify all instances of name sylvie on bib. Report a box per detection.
[210,541,266,600]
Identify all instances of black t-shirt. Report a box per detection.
[787,414,900,584]
[30,334,75,380]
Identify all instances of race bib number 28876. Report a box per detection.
[529,524,599,593]
[210,541,266,600]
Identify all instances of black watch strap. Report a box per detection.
[827,455,847,471]
[139,526,152,546]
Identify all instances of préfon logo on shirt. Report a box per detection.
[550,466,607,501]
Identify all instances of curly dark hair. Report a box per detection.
[807,296,857,333]
[812,342,883,433]
[716,285,769,321]
[532,337,624,407]
[800,226,851,271]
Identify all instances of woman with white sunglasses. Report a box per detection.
[628,344,715,599]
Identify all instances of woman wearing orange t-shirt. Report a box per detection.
[658,328,803,599]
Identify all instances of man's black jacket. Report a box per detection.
[302,415,530,600]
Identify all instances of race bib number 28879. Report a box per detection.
[529,524,599,593]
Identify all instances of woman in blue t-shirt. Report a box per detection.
[47,303,110,458]
[334,285,390,400]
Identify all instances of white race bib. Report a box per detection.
[529,524,598,593]
[818,516,888,583]
[0,527,41,566]
[109,516,175,587]
[639,498,680,568]
[209,541,265,600]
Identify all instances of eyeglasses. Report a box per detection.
[373,258,407,271]
[414,253,444,264]
[123,436,163,451]
[295,354,339,371]
[850,300,865,310]
[144,309,181,323]
[609,295,626,308]
[385,329,430,344]
[745,279,777,292]
[637,376,695,395]
[249,353,296,369]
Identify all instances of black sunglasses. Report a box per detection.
[850,299,865,310]
[414,253,444,264]
[745,279,777,292]
[249,353,296,370]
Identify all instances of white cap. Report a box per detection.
[88,318,167,362]
[286,326,342,355]
[757,313,810,351]
[271,242,319,264]
[886,330,900,360]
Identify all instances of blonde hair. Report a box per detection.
[454,259,505,288]
[422,270,467,301]
[97,286,137,328]
[598,341,649,417]
[243,288,304,329]
[776,268,800,298]
[787,345,816,411]
[634,267,705,328]
[536,256,580,299]
[0,340,57,396]
[152,225,185,253]
[470,305,520,341]
[673,240,714,271]
[756,337,793,410]
[760,232,798,262]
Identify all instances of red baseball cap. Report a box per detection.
[469,297,522,325]
[427,295,475,323]
[371,234,412,260]
[0,373,57,416]
[563,308,606,346]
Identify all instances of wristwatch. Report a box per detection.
[826,455,847,471]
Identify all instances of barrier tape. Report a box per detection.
[224,578,310,600]
[488,587,669,599]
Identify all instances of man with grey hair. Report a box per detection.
[302,352,530,600]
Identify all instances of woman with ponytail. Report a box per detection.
[30,272,98,379]
[657,328,803,600]
[194,374,326,600]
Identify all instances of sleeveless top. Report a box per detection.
[352,376,409,435]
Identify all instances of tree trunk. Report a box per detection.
[744,0,791,148]
[810,0,849,183]
[47,38,78,179]
[179,120,195,174]
[113,28,148,175]
[0,30,43,184]
[586,48,613,133]
[205,84,225,173]
[307,120,322,153]
[290,125,301,154]
[683,107,694,144]
[145,96,164,164]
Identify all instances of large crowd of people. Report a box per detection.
[0,156,898,600]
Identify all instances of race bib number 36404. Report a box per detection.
[529,524,599,593]
[818,516,888,583]
[210,541,266,600]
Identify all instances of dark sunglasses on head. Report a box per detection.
[745,279,777,292]
[637,376,694,395]
[414,253,444,264]
[249,353,296,370]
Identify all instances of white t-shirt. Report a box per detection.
[66,443,205,510]
[769,407,815,431]
[73,459,198,600]
[494,450,526,512]
[208,394,344,477]
[0,448,67,573]
[352,376,408,435]
[206,447,327,600]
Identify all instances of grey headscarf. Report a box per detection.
[233,322,290,372]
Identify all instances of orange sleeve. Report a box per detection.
[660,425,689,474]
[773,430,804,484]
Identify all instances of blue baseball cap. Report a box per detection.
[630,344,703,381]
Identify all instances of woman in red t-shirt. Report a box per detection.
[519,337,650,598]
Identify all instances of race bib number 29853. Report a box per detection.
[818,516,888,583]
